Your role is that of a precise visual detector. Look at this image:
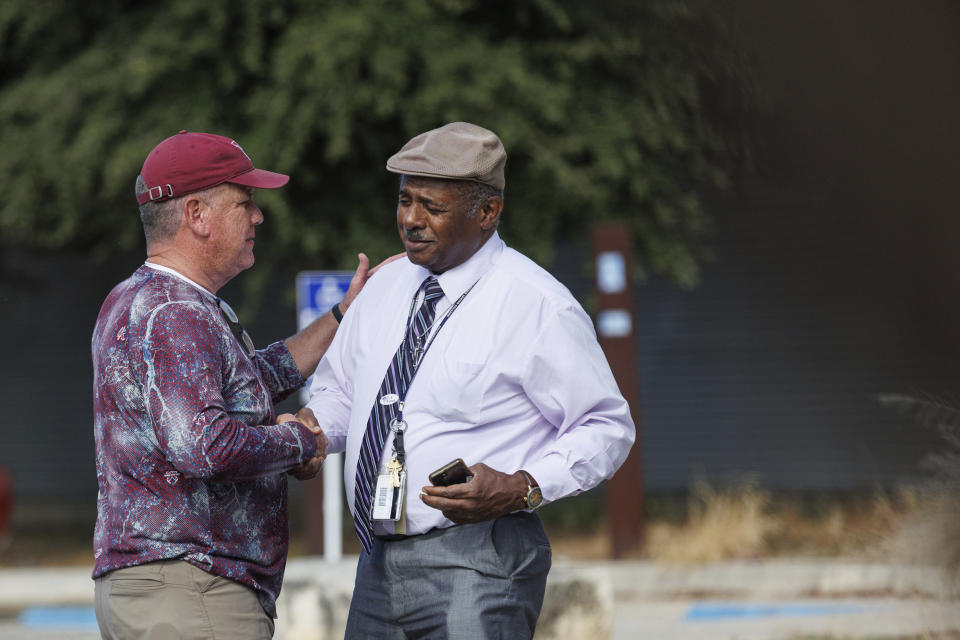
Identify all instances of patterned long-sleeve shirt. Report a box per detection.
[91,264,317,617]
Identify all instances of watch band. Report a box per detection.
[519,470,543,510]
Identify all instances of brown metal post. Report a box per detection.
[303,476,324,555]
[0,466,11,545]
[592,223,644,558]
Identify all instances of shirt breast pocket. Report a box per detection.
[420,357,485,423]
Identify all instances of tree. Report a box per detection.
[0,0,754,305]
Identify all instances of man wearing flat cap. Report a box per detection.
[91,131,391,639]
[305,122,635,638]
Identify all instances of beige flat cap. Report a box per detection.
[386,122,506,190]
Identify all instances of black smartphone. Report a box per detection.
[429,458,472,486]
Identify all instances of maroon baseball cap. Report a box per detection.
[136,130,289,205]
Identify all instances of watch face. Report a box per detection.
[527,486,543,509]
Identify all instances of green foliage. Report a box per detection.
[0,0,754,303]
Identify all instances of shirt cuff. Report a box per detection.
[520,454,582,505]
[279,420,319,462]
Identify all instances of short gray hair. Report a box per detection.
[135,174,182,245]
[457,180,504,221]
[135,177,228,245]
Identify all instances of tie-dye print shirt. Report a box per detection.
[91,265,317,617]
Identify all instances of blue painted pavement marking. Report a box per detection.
[685,602,869,621]
[18,606,98,629]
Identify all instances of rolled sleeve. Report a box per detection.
[520,305,636,503]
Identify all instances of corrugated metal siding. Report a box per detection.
[629,194,956,490]
[0,249,140,499]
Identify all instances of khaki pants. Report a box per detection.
[95,559,274,640]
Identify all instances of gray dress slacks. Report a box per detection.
[345,512,551,639]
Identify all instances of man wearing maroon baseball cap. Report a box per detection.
[136,130,290,205]
[91,130,396,639]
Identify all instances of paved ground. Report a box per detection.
[614,597,960,639]
[2,596,959,639]
[0,560,957,639]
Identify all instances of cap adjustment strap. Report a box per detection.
[147,184,174,201]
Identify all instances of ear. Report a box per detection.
[182,195,211,238]
[477,195,503,231]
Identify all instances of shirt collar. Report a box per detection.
[143,262,217,301]
[432,231,504,301]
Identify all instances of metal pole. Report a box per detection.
[322,454,343,562]
[296,272,352,561]
[300,387,326,557]
[592,223,644,557]
[298,386,344,560]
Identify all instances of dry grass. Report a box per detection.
[644,480,781,563]
[633,483,928,565]
[542,481,933,563]
[548,529,612,560]
[876,394,960,577]
[0,488,952,569]
[1,481,953,569]
[883,489,960,571]
[769,490,907,559]
[632,395,960,567]
[0,529,92,567]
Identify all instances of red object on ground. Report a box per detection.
[0,466,12,539]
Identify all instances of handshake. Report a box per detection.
[278,407,328,480]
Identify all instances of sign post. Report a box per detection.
[592,224,644,557]
[296,271,353,562]
[0,467,11,549]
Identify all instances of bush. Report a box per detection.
[878,394,960,575]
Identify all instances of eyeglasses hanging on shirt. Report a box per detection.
[217,298,256,358]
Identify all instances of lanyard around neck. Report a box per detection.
[388,278,479,439]
[404,280,476,368]
[387,277,479,468]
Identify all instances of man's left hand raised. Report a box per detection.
[339,252,405,313]
[419,463,529,523]
[286,252,403,378]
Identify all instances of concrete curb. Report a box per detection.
[0,558,955,610]
[590,559,960,600]
[0,566,93,610]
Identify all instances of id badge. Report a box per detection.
[371,469,406,521]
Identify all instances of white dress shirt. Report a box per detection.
[307,232,635,536]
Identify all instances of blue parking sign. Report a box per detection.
[294,271,353,562]
[296,271,353,330]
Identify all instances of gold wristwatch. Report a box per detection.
[519,470,543,510]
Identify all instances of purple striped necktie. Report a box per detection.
[353,275,445,553]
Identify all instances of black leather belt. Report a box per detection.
[374,533,413,542]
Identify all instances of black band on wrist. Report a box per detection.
[331,303,344,324]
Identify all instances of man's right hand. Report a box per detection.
[279,408,328,480]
